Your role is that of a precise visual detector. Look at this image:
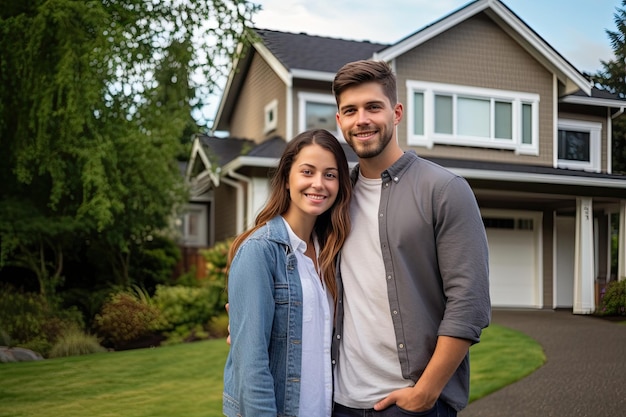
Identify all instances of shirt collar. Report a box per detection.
[281,216,308,254]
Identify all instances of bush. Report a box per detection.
[0,284,84,357]
[49,327,107,358]
[597,279,626,316]
[198,239,231,316]
[153,285,215,344]
[207,313,229,338]
[94,291,165,349]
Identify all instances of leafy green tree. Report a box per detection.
[0,0,259,298]
[592,0,626,174]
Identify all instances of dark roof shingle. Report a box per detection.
[254,28,388,73]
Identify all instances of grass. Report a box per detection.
[468,324,545,402]
[0,325,544,417]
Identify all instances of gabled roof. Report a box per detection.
[189,133,359,188]
[214,30,387,131]
[374,0,592,96]
[214,0,601,132]
[186,135,255,190]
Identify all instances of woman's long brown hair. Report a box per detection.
[227,129,351,302]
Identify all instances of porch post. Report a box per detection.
[573,197,595,314]
[617,200,626,281]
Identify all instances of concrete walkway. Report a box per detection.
[459,309,626,417]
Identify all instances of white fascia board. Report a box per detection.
[213,42,246,131]
[187,138,219,186]
[453,168,626,189]
[222,156,281,174]
[560,95,626,109]
[291,69,335,82]
[254,42,292,86]
[375,1,487,61]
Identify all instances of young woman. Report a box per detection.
[222,129,351,417]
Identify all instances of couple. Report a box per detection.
[223,60,491,417]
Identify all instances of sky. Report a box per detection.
[201,0,623,128]
[250,0,620,73]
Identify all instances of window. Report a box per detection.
[407,81,539,155]
[177,204,208,247]
[298,92,340,137]
[557,119,601,172]
[264,99,278,133]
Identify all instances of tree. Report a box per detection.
[592,0,626,174]
[0,0,259,298]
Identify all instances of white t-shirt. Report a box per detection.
[282,218,333,417]
[334,174,412,408]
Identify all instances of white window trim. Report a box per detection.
[264,99,278,134]
[406,81,540,155]
[179,203,208,247]
[557,119,601,173]
[297,92,341,139]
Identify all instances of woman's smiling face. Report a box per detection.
[284,143,339,222]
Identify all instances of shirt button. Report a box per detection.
[393,310,398,315]
[336,334,341,339]
[399,343,405,349]
[332,360,336,364]
[387,275,392,280]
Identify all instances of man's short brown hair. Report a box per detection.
[332,60,397,106]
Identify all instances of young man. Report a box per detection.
[331,60,491,417]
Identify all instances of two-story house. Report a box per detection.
[183,0,626,314]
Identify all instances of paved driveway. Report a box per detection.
[459,309,626,417]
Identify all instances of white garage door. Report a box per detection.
[483,212,541,308]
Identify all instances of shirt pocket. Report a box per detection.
[272,283,289,338]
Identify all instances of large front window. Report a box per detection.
[407,81,539,155]
[557,119,601,172]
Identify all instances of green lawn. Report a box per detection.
[0,325,544,417]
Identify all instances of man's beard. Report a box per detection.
[347,127,393,159]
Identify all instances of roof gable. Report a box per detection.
[374,0,592,95]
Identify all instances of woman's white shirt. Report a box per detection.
[282,217,333,417]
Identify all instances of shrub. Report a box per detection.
[199,239,231,316]
[153,285,217,344]
[597,279,626,316]
[0,284,84,357]
[94,291,165,349]
[207,313,229,338]
[48,328,106,358]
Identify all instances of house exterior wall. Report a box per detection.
[213,184,239,242]
[229,53,287,142]
[393,13,555,166]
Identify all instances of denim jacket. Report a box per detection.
[223,216,303,417]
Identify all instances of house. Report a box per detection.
[184,0,626,314]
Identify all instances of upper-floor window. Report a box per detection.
[406,81,539,155]
[557,119,601,172]
[298,92,340,137]
[264,99,278,134]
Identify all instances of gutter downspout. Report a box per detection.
[227,170,253,232]
[609,107,625,175]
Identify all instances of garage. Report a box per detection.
[482,210,543,308]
